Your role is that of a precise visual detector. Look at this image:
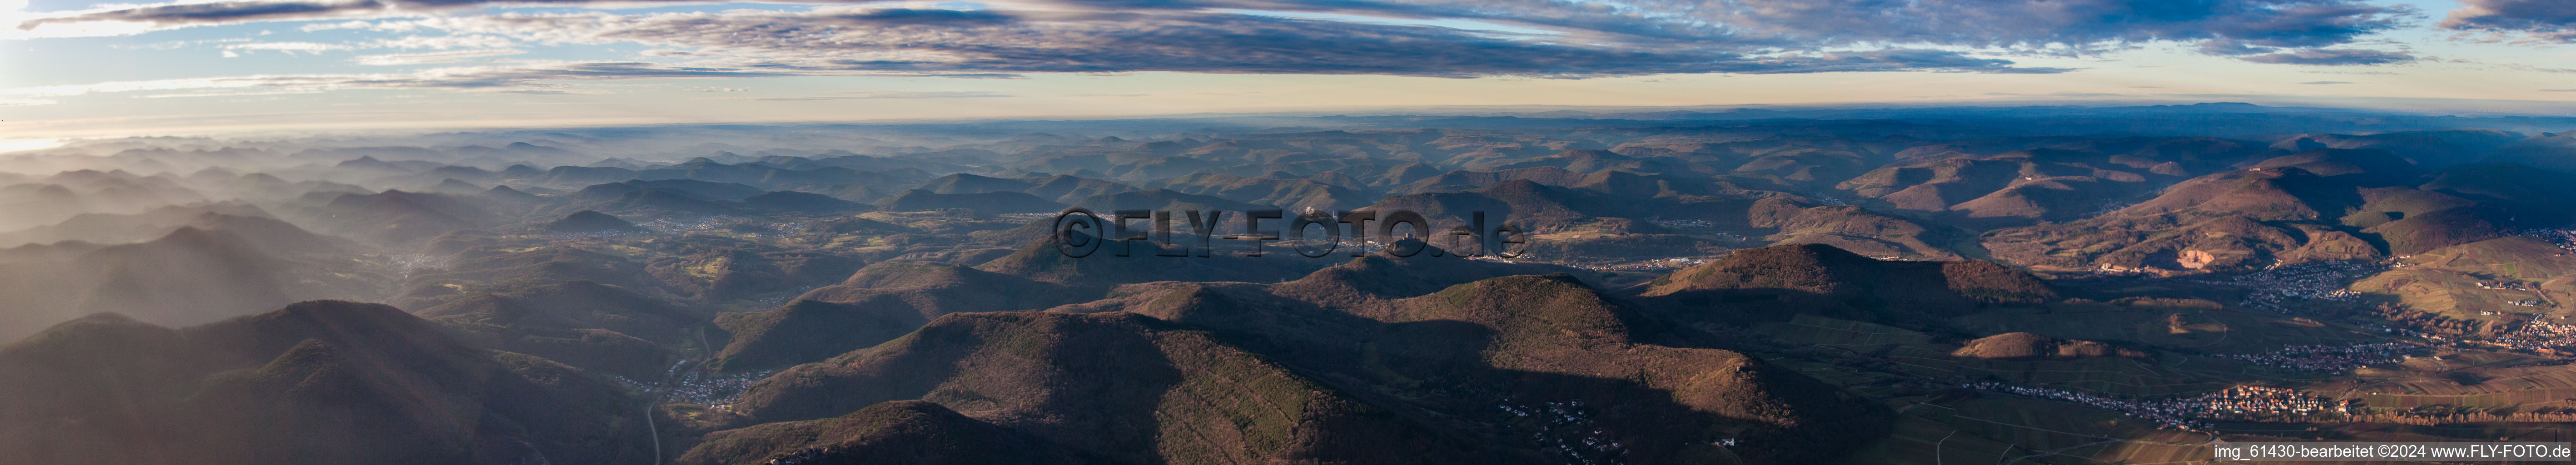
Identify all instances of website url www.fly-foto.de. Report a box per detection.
[2212,442,2572,461]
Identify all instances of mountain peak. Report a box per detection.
[544,210,640,233]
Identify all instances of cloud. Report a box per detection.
[14,0,396,35]
[1709,49,2071,74]
[376,9,2064,77]
[224,41,353,54]
[1673,0,2407,50]
[714,90,1017,100]
[2,0,2416,96]
[172,33,520,60]
[2442,0,2576,42]
[2196,39,2277,56]
[2,62,794,98]
[2238,48,2413,65]
[16,0,2412,57]
[352,48,525,65]
[2492,64,2576,73]
[370,34,518,49]
[0,99,55,106]
[2544,89,2576,92]
[10,0,676,35]
[139,89,330,98]
[484,88,614,94]
[2298,80,2352,84]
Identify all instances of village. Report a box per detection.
[1491,399,1628,465]
[1959,382,2355,431]
[662,369,777,411]
[1563,256,1714,272]
[2494,318,2576,353]
[2523,228,2576,252]
[2213,342,2423,373]
[2195,259,2400,314]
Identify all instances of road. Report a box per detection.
[641,326,716,465]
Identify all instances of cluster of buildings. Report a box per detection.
[763,447,829,465]
[2476,281,2538,291]
[1959,381,2216,430]
[387,253,451,279]
[1492,400,1627,464]
[756,285,821,305]
[2196,259,2396,313]
[642,215,735,233]
[2212,342,2421,373]
[664,369,777,411]
[1644,218,1745,240]
[1646,218,1716,230]
[2168,386,2357,421]
[2522,228,2576,252]
[635,216,812,238]
[1566,257,1709,272]
[1959,381,2352,430]
[2494,319,2576,353]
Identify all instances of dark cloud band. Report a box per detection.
[23,0,2413,54]
[8,0,2420,87]
[2237,48,2415,66]
[2442,0,2576,42]
[406,9,2065,76]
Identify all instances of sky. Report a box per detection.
[0,0,2573,146]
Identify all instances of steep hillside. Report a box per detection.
[710,262,1077,371]
[726,312,1503,464]
[1639,243,2055,325]
[420,281,706,379]
[1981,162,2551,274]
[676,400,1096,465]
[544,210,642,232]
[0,301,647,465]
[1950,332,2146,360]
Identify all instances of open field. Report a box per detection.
[2311,359,2576,409]
[1751,313,1937,346]
[1950,303,2382,354]
[1852,396,2219,465]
